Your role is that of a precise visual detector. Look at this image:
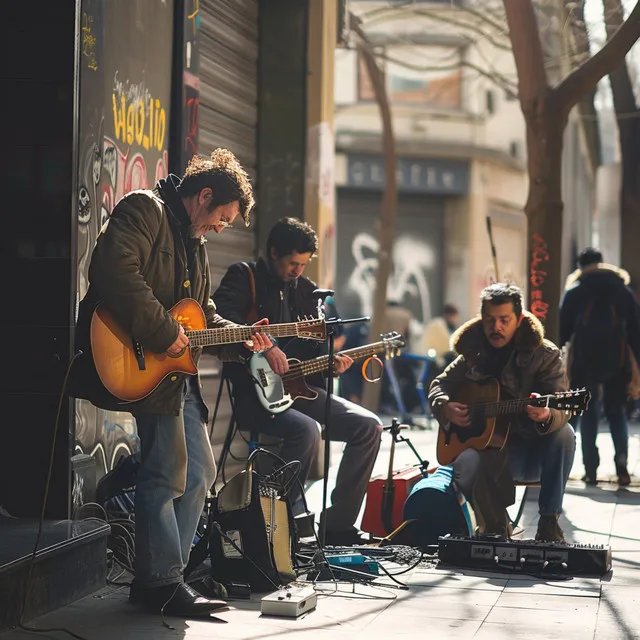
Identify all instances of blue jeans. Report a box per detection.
[133,377,215,587]
[579,382,629,475]
[507,424,576,516]
[454,423,575,518]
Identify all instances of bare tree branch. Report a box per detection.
[376,50,518,98]
[362,6,513,53]
[603,0,638,117]
[554,0,640,110]
[503,0,549,103]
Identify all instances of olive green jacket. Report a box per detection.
[71,181,243,416]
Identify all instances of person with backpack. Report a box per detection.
[560,248,640,486]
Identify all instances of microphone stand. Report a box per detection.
[313,289,369,548]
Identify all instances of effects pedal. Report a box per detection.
[261,584,317,618]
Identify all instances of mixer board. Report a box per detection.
[438,534,611,576]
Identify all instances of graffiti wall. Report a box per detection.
[75,0,174,475]
[336,191,445,345]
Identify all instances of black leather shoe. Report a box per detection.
[130,581,228,616]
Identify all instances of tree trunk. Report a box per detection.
[354,35,398,413]
[521,91,568,343]
[604,0,640,291]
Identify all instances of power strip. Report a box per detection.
[260,584,317,618]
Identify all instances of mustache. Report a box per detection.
[490,333,505,339]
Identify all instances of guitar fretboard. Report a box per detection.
[471,397,552,418]
[282,341,389,381]
[185,322,305,347]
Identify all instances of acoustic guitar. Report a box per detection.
[249,332,405,413]
[436,378,590,465]
[90,298,326,402]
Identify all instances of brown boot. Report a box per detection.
[535,515,566,543]
[615,456,631,487]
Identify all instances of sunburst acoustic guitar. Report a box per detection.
[436,378,590,465]
[90,298,326,402]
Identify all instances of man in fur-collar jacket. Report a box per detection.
[560,247,640,486]
[429,283,575,542]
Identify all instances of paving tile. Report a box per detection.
[474,621,592,640]
[503,577,600,597]
[360,616,482,638]
[484,604,596,628]
[494,591,600,612]
[403,571,507,591]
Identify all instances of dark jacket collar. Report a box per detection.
[451,311,545,366]
[156,175,197,242]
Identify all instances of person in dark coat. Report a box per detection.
[213,217,383,546]
[72,150,271,616]
[560,247,640,486]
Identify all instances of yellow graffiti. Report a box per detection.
[81,12,98,71]
[112,94,166,151]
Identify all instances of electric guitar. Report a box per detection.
[249,332,405,413]
[436,378,591,465]
[90,298,326,402]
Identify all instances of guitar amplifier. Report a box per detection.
[209,465,297,593]
[438,534,612,576]
[361,466,425,537]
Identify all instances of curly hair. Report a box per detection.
[267,217,318,258]
[179,149,255,226]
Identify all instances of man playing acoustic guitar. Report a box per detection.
[72,150,272,616]
[428,283,576,542]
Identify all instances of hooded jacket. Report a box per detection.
[70,175,242,416]
[428,311,570,437]
[559,263,640,383]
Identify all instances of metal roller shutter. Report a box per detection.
[199,0,258,287]
[197,1,259,475]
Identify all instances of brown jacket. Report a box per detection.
[428,311,570,437]
[70,177,242,416]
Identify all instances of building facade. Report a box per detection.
[334,0,597,333]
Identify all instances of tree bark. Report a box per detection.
[352,20,398,412]
[503,0,640,343]
[604,0,640,292]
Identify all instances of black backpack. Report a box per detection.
[573,290,627,382]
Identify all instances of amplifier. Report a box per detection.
[438,534,612,576]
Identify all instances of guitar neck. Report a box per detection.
[283,341,387,381]
[475,396,550,418]
[185,322,302,347]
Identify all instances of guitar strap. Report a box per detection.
[242,262,259,324]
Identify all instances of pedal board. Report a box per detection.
[261,585,317,618]
[438,534,612,576]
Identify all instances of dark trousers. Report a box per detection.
[578,379,629,475]
[235,386,382,531]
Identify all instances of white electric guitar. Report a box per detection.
[249,332,405,413]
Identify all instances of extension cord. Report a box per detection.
[260,584,317,617]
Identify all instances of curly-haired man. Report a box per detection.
[73,150,271,615]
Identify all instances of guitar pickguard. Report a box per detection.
[249,354,294,413]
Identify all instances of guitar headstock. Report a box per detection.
[381,331,405,358]
[296,317,327,341]
[547,388,591,415]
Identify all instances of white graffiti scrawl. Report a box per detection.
[347,232,435,331]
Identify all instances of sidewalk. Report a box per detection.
[2,420,639,640]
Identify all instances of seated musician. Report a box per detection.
[428,283,575,542]
[213,217,383,546]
